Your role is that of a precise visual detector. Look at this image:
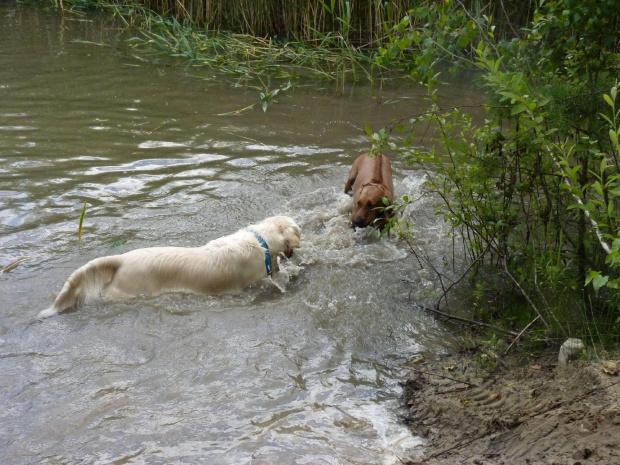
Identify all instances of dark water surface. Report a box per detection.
[0,3,479,463]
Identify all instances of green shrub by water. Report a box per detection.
[375,0,620,345]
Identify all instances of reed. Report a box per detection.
[78,202,87,244]
[42,0,540,85]
[110,0,536,44]
[100,2,376,86]
[50,0,538,49]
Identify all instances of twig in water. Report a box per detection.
[413,302,519,337]
[1,254,44,274]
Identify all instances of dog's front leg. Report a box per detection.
[344,167,358,194]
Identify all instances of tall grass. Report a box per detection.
[47,0,540,58]
[41,0,541,89]
[125,0,537,46]
[135,0,410,47]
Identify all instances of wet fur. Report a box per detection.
[344,153,394,228]
[38,216,301,318]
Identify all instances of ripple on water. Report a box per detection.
[226,157,257,167]
[0,6,466,461]
[138,140,192,149]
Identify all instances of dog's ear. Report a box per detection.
[277,218,292,235]
[289,232,301,249]
[283,225,301,250]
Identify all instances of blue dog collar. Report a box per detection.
[252,231,272,276]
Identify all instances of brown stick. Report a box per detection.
[407,368,479,388]
[424,432,491,461]
[1,254,44,274]
[413,302,520,337]
[502,257,558,334]
[527,380,620,420]
[504,315,540,355]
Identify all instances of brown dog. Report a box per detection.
[344,152,394,228]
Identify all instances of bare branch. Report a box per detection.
[413,302,520,337]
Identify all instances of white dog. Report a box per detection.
[38,216,301,318]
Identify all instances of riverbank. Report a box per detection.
[401,343,620,464]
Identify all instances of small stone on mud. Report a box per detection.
[558,338,585,368]
[601,361,618,376]
[572,447,594,459]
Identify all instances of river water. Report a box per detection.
[0,3,479,464]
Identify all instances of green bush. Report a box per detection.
[374,0,620,343]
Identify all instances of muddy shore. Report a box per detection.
[401,346,620,464]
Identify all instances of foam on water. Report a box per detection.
[0,5,481,463]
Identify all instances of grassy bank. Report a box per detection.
[39,0,543,88]
[41,0,393,86]
[48,0,540,47]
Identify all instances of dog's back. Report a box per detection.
[38,255,122,318]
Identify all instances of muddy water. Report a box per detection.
[0,3,479,464]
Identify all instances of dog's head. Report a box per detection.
[351,183,393,229]
[257,215,302,258]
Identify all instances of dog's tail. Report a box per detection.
[38,256,122,318]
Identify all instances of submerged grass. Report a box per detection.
[38,0,541,90]
[40,0,389,89]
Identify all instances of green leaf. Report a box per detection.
[604,93,614,108]
[592,274,609,291]
[585,270,600,286]
[600,113,614,125]
[567,202,593,212]
[498,91,517,102]
[510,103,528,116]
[594,181,604,197]
[600,157,609,174]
